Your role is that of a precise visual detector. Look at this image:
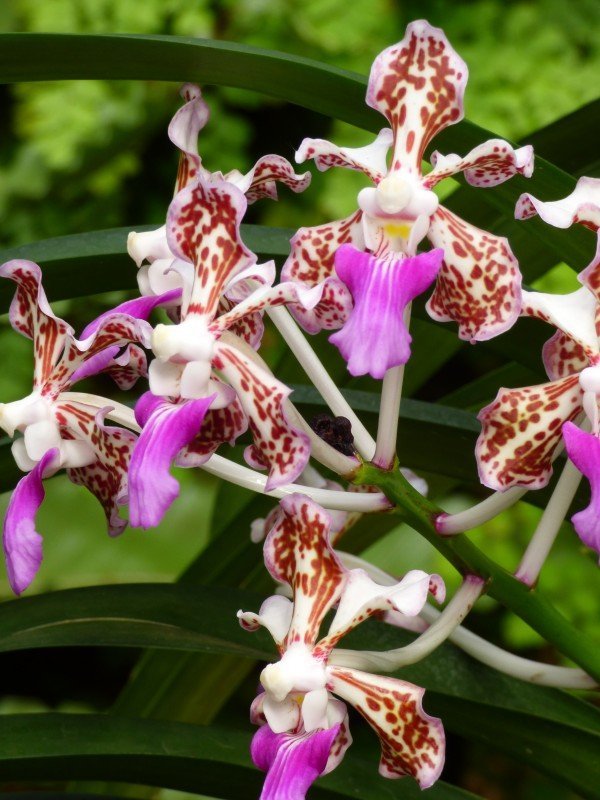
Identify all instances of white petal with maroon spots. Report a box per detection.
[426,206,522,341]
[327,666,445,788]
[214,343,311,490]
[476,376,583,491]
[296,128,393,184]
[367,19,467,173]
[425,139,533,188]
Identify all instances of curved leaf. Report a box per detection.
[0,712,477,800]
[0,33,593,266]
[0,224,292,306]
[0,584,598,795]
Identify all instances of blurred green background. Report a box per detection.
[0,1,598,798]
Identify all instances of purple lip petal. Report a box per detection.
[70,345,121,385]
[128,392,215,529]
[562,422,600,561]
[251,723,341,800]
[80,288,182,340]
[3,448,59,595]
[329,245,443,378]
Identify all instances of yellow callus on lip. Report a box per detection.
[384,222,412,239]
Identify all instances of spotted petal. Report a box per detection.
[367,20,467,173]
[318,569,438,654]
[263,494,345,648]
[3,447,59,595]
[281,212,363,333]
[215,343,311,490]
[168,83,211,192]
[542,330,588,381]
[251,723,341,800]
[296,129,393,184]
[212,280,323,337]
[128,392,215,529]
[327,666,445,788]
[476,375,583,491]
[562,422,600,561]
[515,176,600,231]
[521,287,599,362]
[63,405,137,536]
[48,312,153,397]
[426,206,522,341]
[233,154,311,204]
[0,260,73,389]
[176,392,247,467]
[167,176,256,320]
[425,140,534,188]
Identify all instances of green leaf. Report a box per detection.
[0,712,478,800]
[0,224,292,306]
[0,583,598,795]
[0,33,593,266]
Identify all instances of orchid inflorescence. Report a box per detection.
[1,18,598,799]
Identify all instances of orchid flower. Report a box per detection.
[283,19,533,371]
[239,494,445,799]
[128,83,311,313]
[0,260,175,593]
[128,174,326,529]
[480,175,600,560]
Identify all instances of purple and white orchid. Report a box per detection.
[128,83,311,309]
[128,174,326,529]
[475,177,600,560]
[239,494,445,799]
[282,19,533,379]
[0,260,174,593]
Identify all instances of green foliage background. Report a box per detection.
[0,2,599,798]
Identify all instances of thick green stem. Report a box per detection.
[355,462,600,683]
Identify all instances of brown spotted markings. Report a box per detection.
[177,394,247,467]
[168,178,255,320]
[263,494,345,648]
[426,206,521,342]
[59,403,136,535]
[367,21,467,172]
[542,330,588,381]
[476,375,583,491]
[0,261,73,389]
[243,154,311,204]
[424,140,533,189]
[328,667,444,787]
[215,343,310,489]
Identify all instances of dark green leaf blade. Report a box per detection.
[0,713,478,800]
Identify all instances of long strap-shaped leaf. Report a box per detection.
[0,33,594,265]
[0,585,598,795]
[0,583,597,730]
[0,713,478,800]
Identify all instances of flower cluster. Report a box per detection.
[1,15,597,800]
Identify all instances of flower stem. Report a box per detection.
[437,486,528,535]
[330,575,484,672]
[353,461,600,681]
[419,604,597,689]
[267,306,375,459]
[373,304,411,470]
[515,458,583,587]
[373,366,405,469]
[201,454,391,512]
[336,552,597,689]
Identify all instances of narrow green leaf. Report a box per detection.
[0,713,478,800]
[1,584,598,793]
[0,224,292,306]
[0,33,593,266]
